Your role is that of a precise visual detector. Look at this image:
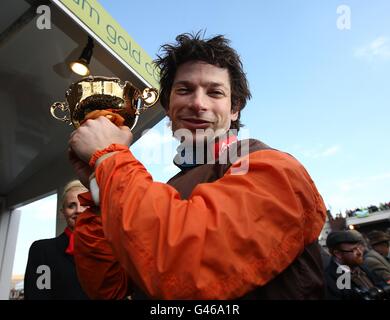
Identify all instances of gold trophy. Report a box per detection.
[50,75,159,130]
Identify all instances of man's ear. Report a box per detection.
[333,250,342,261]
[231,108,239,121]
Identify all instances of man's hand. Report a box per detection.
[69,116,133,163]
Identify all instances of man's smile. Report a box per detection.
[179,117,213,130]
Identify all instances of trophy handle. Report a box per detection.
[50,102,72,125]
[128,88,159,131]
[140,87,159,109]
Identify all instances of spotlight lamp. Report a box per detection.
[70,36,94,76]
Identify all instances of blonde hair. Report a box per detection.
[61,180,87,208]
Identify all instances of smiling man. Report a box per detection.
[168,60,237,140]
[69,32,327,299]
[168,60,242,168]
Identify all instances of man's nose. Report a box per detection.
[189,90,207,112]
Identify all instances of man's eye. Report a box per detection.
[209,90,224,96]
[176,87,189,94]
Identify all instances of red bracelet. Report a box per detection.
[88,144,129,168]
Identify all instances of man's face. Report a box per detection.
[335,242,364,267]
[372,242,390,257]
[167,61,238,143]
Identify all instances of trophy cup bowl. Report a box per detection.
[50,75,159,130]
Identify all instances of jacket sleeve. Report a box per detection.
[364,255,390,283]
[95,147,326,299]
[73,206,132,299]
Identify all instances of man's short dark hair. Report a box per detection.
[154,31,251,131]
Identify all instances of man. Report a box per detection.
[324,230,381,300]
[364,230,390,283]
[69,32,326,299]
[367,230,390,261]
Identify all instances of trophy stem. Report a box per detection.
[129,97,142,131]
[130,115,139,131]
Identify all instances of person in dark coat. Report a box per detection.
[364,230,390,284]
[24,180,89,299]
[324,230,386,300]
[367,230,390,262]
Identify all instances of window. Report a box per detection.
[9,194,57,300]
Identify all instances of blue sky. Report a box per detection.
[99,0,390,213]
[12,0,390,276]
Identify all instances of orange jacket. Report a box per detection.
[74,145,326,299]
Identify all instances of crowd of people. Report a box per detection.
[323,229,390,300]
[345,201,390,218]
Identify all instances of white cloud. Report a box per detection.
[339,180,364,192]
[325,194,357,214]
[367,172,390,182]
[320,145,341,157]
[322,172,390,214]
[339,172,390,191]
[355,36,390,61]
[292,144,341,159]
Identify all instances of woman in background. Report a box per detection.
[24,180,89,299]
